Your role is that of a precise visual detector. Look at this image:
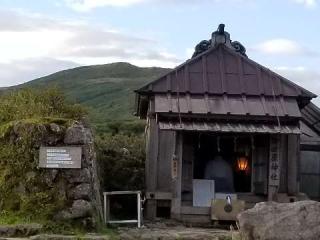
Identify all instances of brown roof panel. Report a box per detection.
[154,94,301,118]
[228,96,246,115]
[208,96,227,114]
[246,97,265,116]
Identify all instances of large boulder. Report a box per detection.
[68,183,92,200]
[65,168,91,184]
[55,200,92,220]
[64,122,90,145]
[237,201,320,240]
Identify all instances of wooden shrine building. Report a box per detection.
[135,24,319,222]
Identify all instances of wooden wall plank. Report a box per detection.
[145,117,159,219]
[146,118,159,192]
[157,130,176,191]
[300,150,320,199]
[252,136,268,195]
[288,134,299,195]
[181,133,194,203]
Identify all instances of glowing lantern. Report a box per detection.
[237,156,249,171]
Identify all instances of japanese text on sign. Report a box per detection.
[39,147,82,169]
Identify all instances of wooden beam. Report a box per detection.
[146,192,172,200]
[171,132,182,220]
[145,118,159,219]
[146,118,159,192]
[181,206,210,215]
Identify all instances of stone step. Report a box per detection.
[0,234,110,240]
[30,234,110,240]
[0,224,43,238]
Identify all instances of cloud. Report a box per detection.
[291,0,317,8]
[64,0,146,11]
[0,58,80,87]
[0,8,82,32]
[63,0,248,11]
[273,66,320,105]
[63,0,318,12]
[186,48,195,58]
[0,8,180,86]
[253,38,318,56]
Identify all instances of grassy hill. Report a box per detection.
[11,62,170,133]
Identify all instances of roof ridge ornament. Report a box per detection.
[192,24,247,58]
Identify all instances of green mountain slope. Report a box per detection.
[14,62,170,133]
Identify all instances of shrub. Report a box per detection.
[96,134,145,191]
[0,87,86,124]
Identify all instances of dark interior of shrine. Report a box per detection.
[193,133,252,193]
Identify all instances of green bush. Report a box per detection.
[0,87,86,125]
[94,120,146,135]
[96,134,145,191]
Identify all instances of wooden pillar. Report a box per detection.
[171,132,182,220]
[278,135,288,193]
[268,135,281,201]
[287,134,299,196]
[145,118,159,219]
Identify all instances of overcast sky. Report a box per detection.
[0,0,319,104]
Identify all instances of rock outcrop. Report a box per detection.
[0,120,103,228]
[50,122,103,225]
[237,200,320,240]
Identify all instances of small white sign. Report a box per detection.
[39,147,82,169]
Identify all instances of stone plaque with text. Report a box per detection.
[39,147,82,169]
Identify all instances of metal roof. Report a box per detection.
[137,45,316,99]
[154,94,301,118]
[301,102,320,135]
[300,121,320,144]
[135,28,317,121]
[159,121,300,134]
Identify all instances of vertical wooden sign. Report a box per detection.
[268,135,281,201]
[269,135,281,187]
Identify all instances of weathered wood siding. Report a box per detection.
[181,133,194,204]
[300,123,320,200]
[287,134,299,195]
[157,130,176,191]
[252,135,269,195]
[300,151,320,199]
[145,113,177,218]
